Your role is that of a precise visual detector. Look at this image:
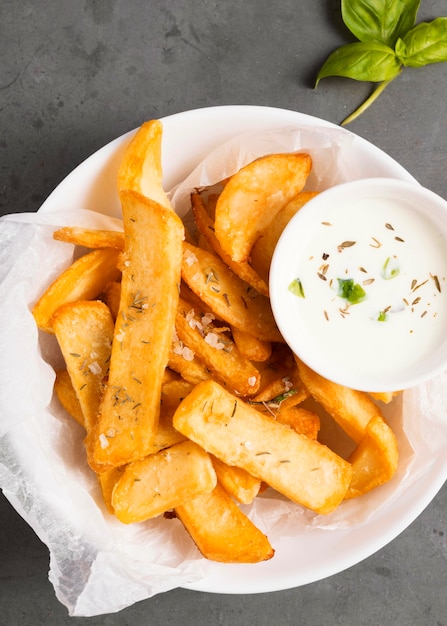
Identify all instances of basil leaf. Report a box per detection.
[342,0,421,47]
[395,17,447,67]
[316,42,401,84]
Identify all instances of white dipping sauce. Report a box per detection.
[270,179,447,391]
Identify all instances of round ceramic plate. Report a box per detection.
[37,106,446,594]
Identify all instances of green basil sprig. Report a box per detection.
[316,1,447,125]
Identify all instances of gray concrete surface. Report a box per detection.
[1,1,446,624]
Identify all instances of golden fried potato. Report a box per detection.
[117,119,172,210]
[175,483,274,563]
[191,191,269,296]
[98,467,125,514]
[111,440,217,523]
[251,191,319,282]
[102,280,121,319]
[211,455,261,504]
[296,358,384,444]
[175,297,261,396]
[168,347,211,386]
[86,191,184,472]
[345,414,399,499]
[274,406,320,440]
[231,327,272,362]
[53,226,125,250]
[173,380,353,515]
[214,152,312,262]
[32,248,121,333]
[52,300,114,431]
[181,242,282,342]
[53,370,85,427]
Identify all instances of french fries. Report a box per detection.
[85,190,184,472]
[250,191,319,283]
[214,152,312,262]
[175,483,274,563]
[52,300,114,431]
[53,226,125,250]
[191,191,269,296]
[32,247,121,333]
[112,440,216,523]
[34,118,401,564]
[181,242,283,342]
[173,380,353,515]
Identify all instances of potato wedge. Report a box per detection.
[53,226,125,250]
[54,370,85,427]
[275,406,320,440]
[175,483,274,563]
[251,191,319,282]
[102,281,121,320]
[173,380,352,515]
[111,440,217,523]
[191,191,269,296]
[52,300,115,431]
[168,347,211,385]
[231,327,272,363]
[214,152,312,263]
[98,467,125,515]
[296,358,384,444]
[175,297,261,396]
[117,119,172,210]
[211,456,261,504]
[86,190,184,472]
[32,248,121,333]
[345,414,399,499]
[181,242,282,342]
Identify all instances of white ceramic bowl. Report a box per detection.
[270,177,447,392]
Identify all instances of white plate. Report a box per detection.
[37,106,447,594]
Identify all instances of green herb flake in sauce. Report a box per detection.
[337,278,366,304]
[377,310,388,322]
[382,256,400,279]
[288,278,305,298]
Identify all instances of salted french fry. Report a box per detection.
[175,483,274,563]
[296,358,384,444]
[85,190,184,472]
[168,347,211,385]
[191,192,269,296]
[98,467,125,514]
[231,326,272,362]
[32,248,121,333]
[274,406,320,440]
[52,300,115,431]
[111,441,217,523]
[102,281,121,319]
[181,242,283,342]
[54,370,85,427]
[211,456,261,504]
[214,153,312,263]
[345,415,399,499]
[175,297,261,396]
[251,191,319,282]
[117,119,172,210]
[173,380,353,515]
[53,226,125,250]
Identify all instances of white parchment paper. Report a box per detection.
[1,126,446,616]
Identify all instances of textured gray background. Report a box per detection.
[1,1,446,624]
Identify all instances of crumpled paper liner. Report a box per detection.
[1,125,446,617]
